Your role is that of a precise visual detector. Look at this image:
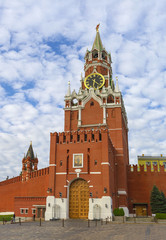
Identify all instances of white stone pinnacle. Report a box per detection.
[115,76,120,92]
[66,81,71,96]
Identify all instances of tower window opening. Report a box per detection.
[102,52,106,59]
[84,134,87,141]
[67,149,69,153]
[88,148,90,153]
[70,134,73,142]
[92,133,94,141]
[77,134,80,142]
[99,132,102,141]
[63,135,66,143]
[95,160,97,165]
[60,161,63,166]
[92,50,98,59]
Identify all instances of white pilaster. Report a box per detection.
[78,108,81,126]
[103,106,106,124]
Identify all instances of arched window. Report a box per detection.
[92,50,98,59]
[102,52,106,60]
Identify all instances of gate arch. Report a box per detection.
[93,204,101,219]
[53,204,60,219]
[69,178,89,219]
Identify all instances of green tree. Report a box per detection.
[160,191,166,213]
[150,185,166,213]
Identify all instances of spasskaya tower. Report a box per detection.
[45,25,129,220]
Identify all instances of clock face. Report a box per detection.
[84,73,105,90]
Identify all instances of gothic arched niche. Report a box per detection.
[107,94,114,103]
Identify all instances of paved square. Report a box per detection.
[0,220,166,240]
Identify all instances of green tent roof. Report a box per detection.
[92,30,104,51]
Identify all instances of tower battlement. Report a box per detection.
[50,129,111,145]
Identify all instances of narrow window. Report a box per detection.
[84,134,87,141]
[60,161,63,166]
[88,155,90,174]
[77,134,80,142]
[92,133,94,141]
[67,156,69,174]
[70,135,73,142]
[99,132,102,141]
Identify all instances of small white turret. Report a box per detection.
[66,81,71,96]
[115,76,120,92]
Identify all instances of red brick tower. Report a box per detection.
[45,25,129,220]
[22,142,38,182]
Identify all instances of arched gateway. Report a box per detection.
[69,179,89,219]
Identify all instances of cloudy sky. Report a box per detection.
[0,0,166,181]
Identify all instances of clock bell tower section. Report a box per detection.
[64,27,129,215]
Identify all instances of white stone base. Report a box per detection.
[45,196,68,221]
[88,196,113,220]
[45,196,113,221]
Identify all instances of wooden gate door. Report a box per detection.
[69,179,89,219]
[136,205,147,217]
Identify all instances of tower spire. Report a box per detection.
[26,142,35,159]
[92,24,104,51]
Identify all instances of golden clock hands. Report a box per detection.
[92,79,99,85]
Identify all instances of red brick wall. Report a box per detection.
[81,100,103,126]
[127,165,166,215]
[14,197,46,218]
[0,168,49,213]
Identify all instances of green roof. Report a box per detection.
[25,142,35,159]
[92,30,104,52]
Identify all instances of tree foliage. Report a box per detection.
[113,208,125,216]
[150,185,166,213]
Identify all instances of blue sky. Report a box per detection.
[0,0,166,181]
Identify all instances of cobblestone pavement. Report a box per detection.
[0,219,166,240]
